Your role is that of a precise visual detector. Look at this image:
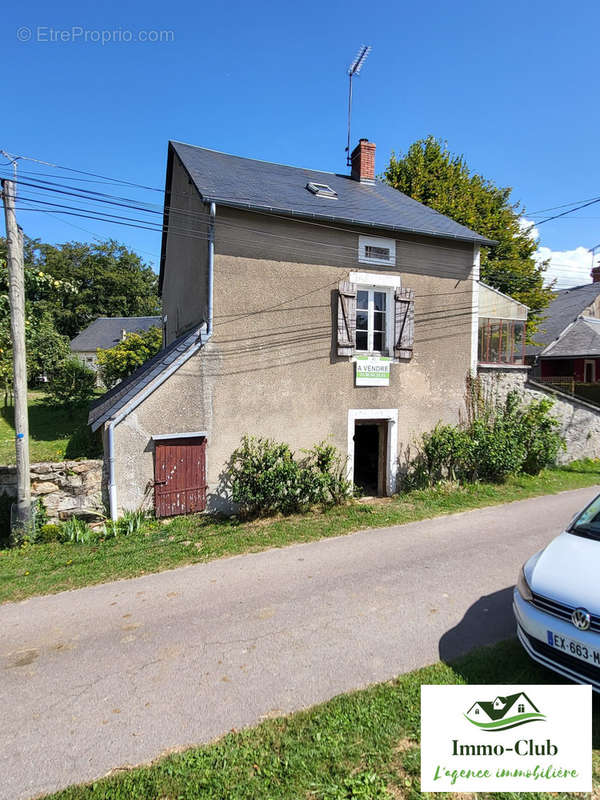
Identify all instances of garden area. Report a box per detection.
[1,458,600,605]
[1,385,599,604]
[0,390,101,464]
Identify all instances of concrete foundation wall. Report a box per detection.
[478,367,600,463]
[112,207,478,513]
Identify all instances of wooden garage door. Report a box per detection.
[154,437,207,518]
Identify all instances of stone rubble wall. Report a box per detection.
[0,460,104,523]
[478,367,600,463]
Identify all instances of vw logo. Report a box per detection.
[571,607,591,631]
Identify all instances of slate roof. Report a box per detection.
[527,283,600,356]
[542,316,600,358]
[169,141,496,246]
[88,326,203,431]
[71,317,161,352]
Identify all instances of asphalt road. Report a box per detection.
[1,486,597,800]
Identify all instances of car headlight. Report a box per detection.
[516,565,533,602]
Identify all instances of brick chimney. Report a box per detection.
[592,265,600,283]
[350,139,376,183]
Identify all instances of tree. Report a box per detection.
[33,239,160,339]
[0,259,74,398]
[45,357,97,407]
[26,313,71,383]
[0,237,160,339]
[383,136,554,334]
[97,326,162,389]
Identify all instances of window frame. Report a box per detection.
[354,285,394,356]
[358,235,396,266]
[478,317,525,365]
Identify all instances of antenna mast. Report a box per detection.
[345,45,371,166]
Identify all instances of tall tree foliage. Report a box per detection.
[96,326,163,389]
[0,261,74,397]
[0,237,160,339]
[383,136,554,334]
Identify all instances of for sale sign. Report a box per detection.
[355,356,390,386]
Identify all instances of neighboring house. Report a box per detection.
[71,317,161,381]
[89,137,499,518]
[527,271,600,385]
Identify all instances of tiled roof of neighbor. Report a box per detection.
[71,317,161,352]
[526,282,600,356]
[542,316,600,358]
[170,141,496,247]
[89,327,203,431]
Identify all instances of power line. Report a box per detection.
[2,154,595,288]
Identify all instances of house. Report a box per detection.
[527,270,600,386]
[466,692,539,723]
[71,316,161,381]
[89,138,501,518]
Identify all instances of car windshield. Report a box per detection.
[569,494,600,539]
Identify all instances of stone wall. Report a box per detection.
[478,366,600,463]
[0,460,104,523]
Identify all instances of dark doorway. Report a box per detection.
[585,361,595,383]
[353,421,387,496]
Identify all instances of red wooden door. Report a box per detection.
[154,437,207,518]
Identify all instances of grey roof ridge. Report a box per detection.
[89,325,204,432]
[86,315,161,321]
[478,280,529,309]
[169,139,342,179]
[541,316,580,356]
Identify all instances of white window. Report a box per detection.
[358,235,396,266]
[355,288,389,353]
[348,272,400,357]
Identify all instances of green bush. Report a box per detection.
[45,357,96,407]
[60,516,97,544]
[38,523,62,543]
[228,436,351,517]
[403,389,564,488]
[519,397,565,474]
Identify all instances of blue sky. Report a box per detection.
[3,0,599,287]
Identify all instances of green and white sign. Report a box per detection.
[355,356,390,387]
[421,684,591,792]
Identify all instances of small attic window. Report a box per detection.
[359,235,396,265]
[306,182,337,198]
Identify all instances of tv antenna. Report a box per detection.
[345,45,371,166]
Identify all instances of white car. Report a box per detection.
[514,493,600,692]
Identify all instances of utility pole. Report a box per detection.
[2,179,31,528]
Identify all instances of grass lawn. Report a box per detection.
[0,390,101,464]
[1,459,599,604]
[42,638,599,799]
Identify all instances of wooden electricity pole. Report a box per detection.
[2,179,31,528]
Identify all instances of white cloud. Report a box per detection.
[519,218,595,289]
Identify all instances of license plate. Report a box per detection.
[547,630,600,667]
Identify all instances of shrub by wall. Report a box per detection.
[403,385,564,489]
[227,436,351,517]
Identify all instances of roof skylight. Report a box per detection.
[306,182,338,198]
